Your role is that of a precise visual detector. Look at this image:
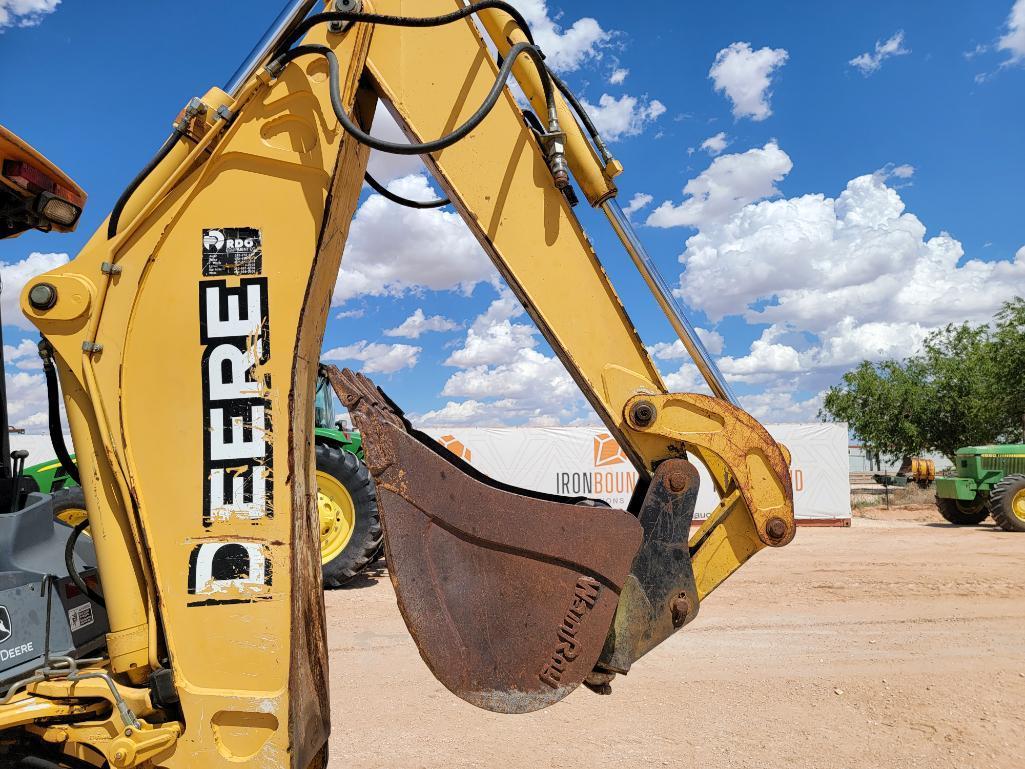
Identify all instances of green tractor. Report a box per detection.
[934,445,1025,532]
[25,365,382,586]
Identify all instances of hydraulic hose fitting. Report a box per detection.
[549,149,570,189]
[173,97,207,135]
[37,336,54,364]
[541,117,570,190]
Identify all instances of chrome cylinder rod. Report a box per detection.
[602,198,739,406]
[224,0,321,96]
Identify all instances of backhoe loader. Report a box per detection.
[0,2,795,767]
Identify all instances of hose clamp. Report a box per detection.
[329,0,363,33]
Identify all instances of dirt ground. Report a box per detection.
[324,503,1025,769]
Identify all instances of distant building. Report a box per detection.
[848,445,951,474]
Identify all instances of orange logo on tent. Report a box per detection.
[439,435,472,463]
[593,433,627,467]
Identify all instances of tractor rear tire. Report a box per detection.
[935,495,989,525]
[987,474,1025,533]
[51,486,89,529]
[317,443,382,588]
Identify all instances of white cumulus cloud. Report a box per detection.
[4,338,41,370]
[700,131,730,156]
[849,31,910,76]
[322,341,421,374]
[646,142,793,229]
[412,288,590,426]
[444,290,536,368]
[709,42,789,122]
[365,109,427,185]
[1,252,69,329]
[4,370,49,431]
[609,67,629,85]
[511,0,610,72]
[0,0,59,29]
[622,192,653,218]
[741,386,825,424]
[415,399,494,427]
[334,174,495,305]
[648,327,725,359]
[384,308,459,339]
[998,0,1025,64]
[676,169,1025,332]
[664,157,1025,398]
[578,93,666,142]
[889,163,915,179]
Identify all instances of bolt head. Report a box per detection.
[667,470,688,494]
[670,594,690,628]
[630,400,657,427]
[766,517,788,540]
[28,282,58,310]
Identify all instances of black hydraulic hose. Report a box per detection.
[272,0,535,60]
[65,520,105,609]
[40,343,80,486]
[364,170,450,209]
[106,128,184,239]
[546,66,613,163]
[273,42,556,156]
[107,3,544,234]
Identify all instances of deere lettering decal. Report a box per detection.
[195,229,273,607]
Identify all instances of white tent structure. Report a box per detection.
[422,423,852,526]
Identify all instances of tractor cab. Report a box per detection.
[315,365,338,430]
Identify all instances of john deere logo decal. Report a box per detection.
[0,606,12,644]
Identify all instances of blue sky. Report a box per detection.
[2,0,1024,431]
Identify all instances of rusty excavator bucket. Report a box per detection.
[328,368,704,714]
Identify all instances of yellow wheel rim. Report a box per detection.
[1012,489,1025,523]
[56,507,89,528]
[318,471,356,565]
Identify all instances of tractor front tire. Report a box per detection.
[935,495,989,526]
[51,486,89,529]
[987,474,1025,533]
[317,443,382,588]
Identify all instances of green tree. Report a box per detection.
[991,297,1025,441]
[917,321,1001,459]
[821,299,1024,462]
[820,359,931,462]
